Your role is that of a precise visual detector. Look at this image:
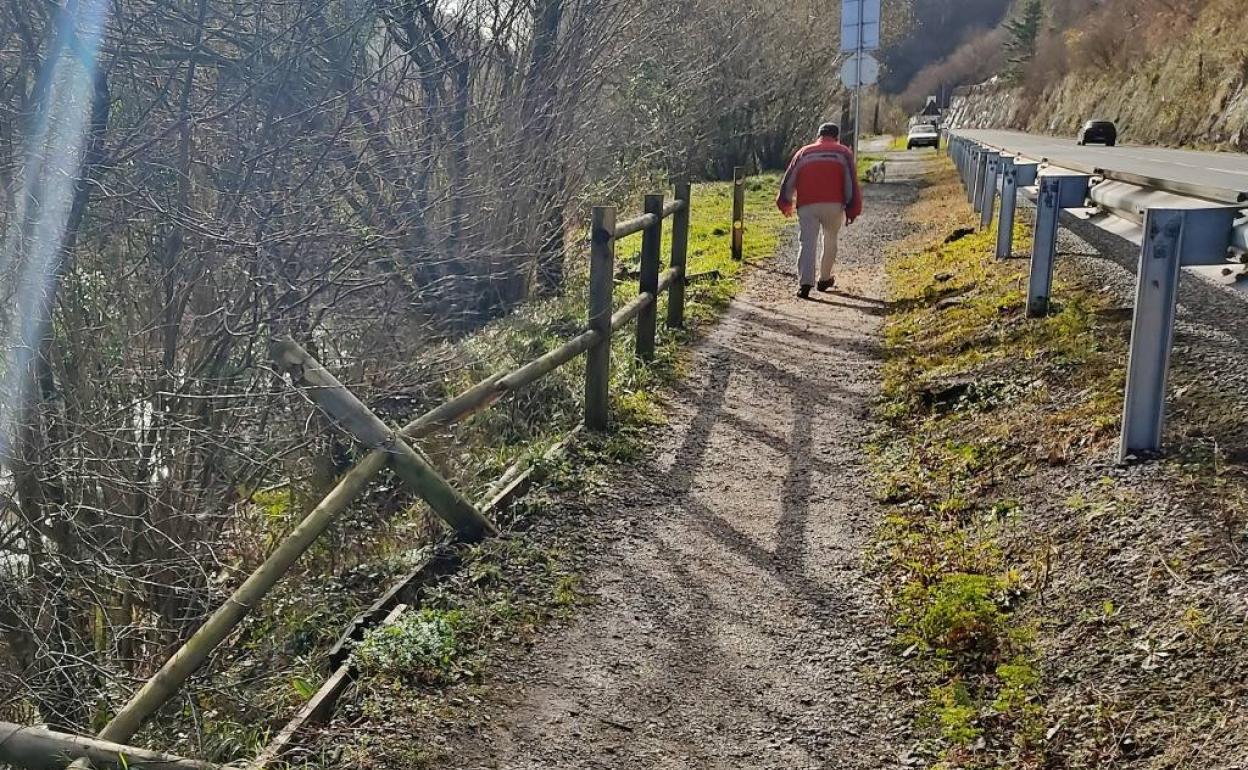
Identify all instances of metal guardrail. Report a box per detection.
[945,130,1243,463]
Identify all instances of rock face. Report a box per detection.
[945,0,1248,151]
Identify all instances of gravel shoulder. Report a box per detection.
[379,155,930,769]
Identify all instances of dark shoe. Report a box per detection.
[817,278,836,292]
[797,285,812,299]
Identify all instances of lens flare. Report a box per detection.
[0,0,110,462]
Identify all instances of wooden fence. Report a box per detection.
[3,178,746,770]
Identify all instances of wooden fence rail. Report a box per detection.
[38,179,720,769]
[0,722,221,770]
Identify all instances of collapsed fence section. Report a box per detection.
[6,181,721,770]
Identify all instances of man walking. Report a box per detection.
[775,123,863,299]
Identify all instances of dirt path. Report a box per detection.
[427,154,928,769]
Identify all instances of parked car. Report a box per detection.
[1078,119,1118,146]
[907,123,940,150]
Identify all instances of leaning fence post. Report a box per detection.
[731,165,745,261]
[585,206,615,431]
[272,340,498,541]
[668,182,691,329]
[637,193,664,360]
[92,340,500,748]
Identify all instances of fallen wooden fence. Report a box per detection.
[0,722,221,770]
[23,179,718,770]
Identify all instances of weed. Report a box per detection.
[352,609,467,682]
[931,681,983,745]
[902,573,1008,663]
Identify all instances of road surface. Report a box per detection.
[958,129,1248,202]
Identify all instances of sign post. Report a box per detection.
[841,0,882,158]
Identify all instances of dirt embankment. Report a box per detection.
[947,0,1248,150]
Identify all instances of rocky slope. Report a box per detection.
[946,0,1248,150]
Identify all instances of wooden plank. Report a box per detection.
[401,372,506,439]
[613,212,657,238]
[248,605,409,770]
[481,427,583,514]
[499,330,600,394]
[610,292,654,332]
[95,448,390,745]
[324,548,457,668]
[616,200,684,238]
[253,430,584,769]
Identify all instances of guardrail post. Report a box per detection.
[637,193,664,360]
[1026,175,1090,318]
[1120,208,1184,461]
[963,144,973,197]
[1119,206,1237,461]
[996,156,1017,258]
[979,154,1001,228]
[667,182,691,329]
[731,166,745,261]
[972,148,988,207]
[586,207,615,431]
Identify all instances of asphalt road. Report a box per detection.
[958,129,1248,202]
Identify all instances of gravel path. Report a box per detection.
[421,154,930,769]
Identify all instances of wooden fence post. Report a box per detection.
[667,182,690,329]
[731,166,745,261]
[272,340,498,542]
[636,193,663,360]
[585,206,615,431]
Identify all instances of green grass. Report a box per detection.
[871,163,1121,768]
[616,173,789,285]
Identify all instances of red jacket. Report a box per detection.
[776,138,863,220]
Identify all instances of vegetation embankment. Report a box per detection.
[874,161,1248,768]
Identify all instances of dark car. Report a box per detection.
[1078,119,1118,146]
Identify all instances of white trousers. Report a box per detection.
[797,202,845,286]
